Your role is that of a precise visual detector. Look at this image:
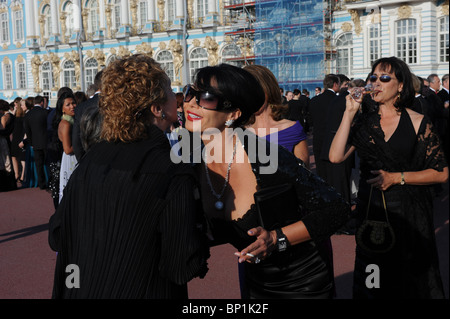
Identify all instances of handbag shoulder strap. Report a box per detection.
[366,185,389,222]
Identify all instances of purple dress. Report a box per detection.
[265,121,307,152]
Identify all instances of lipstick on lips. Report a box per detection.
[186,110,203,121]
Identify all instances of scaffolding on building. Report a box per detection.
[224,0,340,94]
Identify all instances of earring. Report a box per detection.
[225,119,234,127]
[161,112,166,120]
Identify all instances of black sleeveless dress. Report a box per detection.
[207,133,350,299]
[350,109,446,299]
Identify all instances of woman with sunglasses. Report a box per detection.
[184,64,350,299]
[330,56,448,299]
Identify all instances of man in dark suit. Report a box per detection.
[73,71,103,161]
[23,96,49,189]
[309,74,340,180]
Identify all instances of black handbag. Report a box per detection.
[254,183,303,230]
[356,185,395,254]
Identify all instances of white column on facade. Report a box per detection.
[25,0,36,37]
[73,1,81,31]
[99,0,106,30]
[176,0,184,18]
[33,0,40,35]
[208,0,217,14]
[120,0,130,26]
[50,0,60,35]
[148,0,156,21]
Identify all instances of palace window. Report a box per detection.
[156,50,175,83]
[17,61,26,89]
[42,61,53,92]
[3,63,12,90]
[85,58,98,87]
[396,19,417,64]
[189,47,208,83]
[439,15,449,63]
[336,32,353,76]
[63,60,77,88]
[0,12,9,43]
[368,23,381,65]
[13,9,24,42]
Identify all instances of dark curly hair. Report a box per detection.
[99,54,171,143]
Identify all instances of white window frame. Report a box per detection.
[189,47,208,83]
[138,0,148,27]
[113,0,120,30]
[63,60,77,89]
[3,63,13,90]
[43,5,52,39]
[368,23,381,66]
[88,0,99,34]
[16,61,26,89]
[221,43,243,67]
[395,18,417,64]
[13,9,24,43]
[41,61,53,93]
[85,57,98,87]
[439,15,449,63]
[156,50,175,83]
[0,11,9,43]
[196,0,208,20]
[336,32,353,76]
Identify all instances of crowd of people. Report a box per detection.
[1,54,448,299]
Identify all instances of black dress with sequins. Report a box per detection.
[208,133,351,299]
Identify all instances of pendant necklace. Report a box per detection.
[203,139,238,211]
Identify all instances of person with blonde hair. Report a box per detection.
[49,54,209,299]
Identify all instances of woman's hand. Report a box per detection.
[234,227,277,264]
[367,169,400,191]
[345,90,363,114]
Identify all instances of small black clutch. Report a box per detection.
[254,183,303,230]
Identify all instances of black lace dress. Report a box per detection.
[349,109,447,299]
[208,134,350,299]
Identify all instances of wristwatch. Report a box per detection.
[275,228,288,252]
[400,172,405,185]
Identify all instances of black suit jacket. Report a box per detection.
[23,106,49,150]
[309,89,337,158]
[438,89,449,104]
[320,91,348,161]
[73,93,100,161]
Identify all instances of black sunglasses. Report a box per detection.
[369,75,393,83]
[183,85,232,111]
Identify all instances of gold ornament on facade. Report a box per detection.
[341,22,352,32]
[50,53,61,91]
[136,42,154,57]
[236,36,253,58]
[130,0,138,35]
[39,15,45,46]
[348,9,361,36]
[118,46,132,58]
[60,12,67,44]
[93,48,106,69]
[441,0,449,16]
[105,4,112,39]
[192,39,201,47]
[169,39,183,86]
[204,36,219,66]
[187,0,194,28]
[158,0,166,31]
[31,55,42,93]
[397,5,412,20]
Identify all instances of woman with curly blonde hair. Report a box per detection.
[49,54,209,299]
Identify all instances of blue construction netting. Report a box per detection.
[254,0,326,94]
